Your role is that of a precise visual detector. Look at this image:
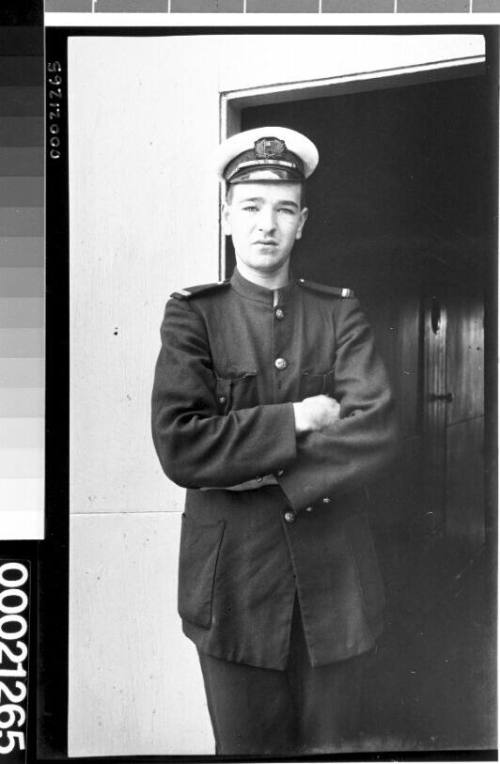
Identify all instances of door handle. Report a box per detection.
[428,392,453,403]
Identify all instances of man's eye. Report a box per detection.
[243,206,258,212]
[278,208,294,215]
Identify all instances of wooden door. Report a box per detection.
[444,281,485,554]
[408,270,485,613]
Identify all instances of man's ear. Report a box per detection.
[295,207,309,240]
[221,202,232,236]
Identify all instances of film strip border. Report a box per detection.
[45,0,500,13]
[0,16,44,543]
[0,3,44,763]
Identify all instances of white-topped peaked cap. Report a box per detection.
[216,126,319,184]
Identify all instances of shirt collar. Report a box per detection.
[230,267,296,306]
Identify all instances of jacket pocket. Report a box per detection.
[178,514,225,629]
[300,367,335,398]
[215,371,257,413]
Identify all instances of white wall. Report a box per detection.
[68,35,222,756]
[67,33,485,757]
[69,36,222,515]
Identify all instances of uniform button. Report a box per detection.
[322,497,332,504]
[218,396,227,404]
[275,308,285,320]
[284,511,295,524]
[255,476,263,483]
[275,357,288,370]
[276,469,285,477]
[305,506,313,512]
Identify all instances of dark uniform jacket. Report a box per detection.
[152,268,397,670]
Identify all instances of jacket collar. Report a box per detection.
[230,267,296,306]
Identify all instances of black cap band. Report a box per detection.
[224,138,305,184]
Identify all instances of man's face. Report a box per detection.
[222,182,308,277]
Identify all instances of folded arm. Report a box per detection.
[278,298,398,511]
[152,295,397,501]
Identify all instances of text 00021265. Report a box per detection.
[0,562,30,760]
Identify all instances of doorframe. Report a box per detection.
[218,53,485,278]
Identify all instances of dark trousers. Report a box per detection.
[198,603,366,756]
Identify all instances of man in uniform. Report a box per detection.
[151,126,398,756]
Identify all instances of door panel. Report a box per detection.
[446,288,484,425]
[422,289,448,530]
[445,284,485,554]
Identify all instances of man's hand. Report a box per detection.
[293,395,341,435]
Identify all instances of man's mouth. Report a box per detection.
[254,240,278,246]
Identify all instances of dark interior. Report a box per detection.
[224,66,497,751]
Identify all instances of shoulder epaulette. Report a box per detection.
[170,280,231,300]
[296,278,355,299]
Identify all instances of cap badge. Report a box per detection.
[254,137,286,159]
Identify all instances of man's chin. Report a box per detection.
[235,250,292,279]
[254,261,285,274]
[253,246,279,259]
[250,253,287,271]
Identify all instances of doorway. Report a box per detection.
[223,70,495,748]
[226,70,490,590]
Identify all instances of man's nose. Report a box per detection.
[257,207,276,233]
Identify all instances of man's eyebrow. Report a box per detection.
[276,200,299,208]
[237,197,299,208]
